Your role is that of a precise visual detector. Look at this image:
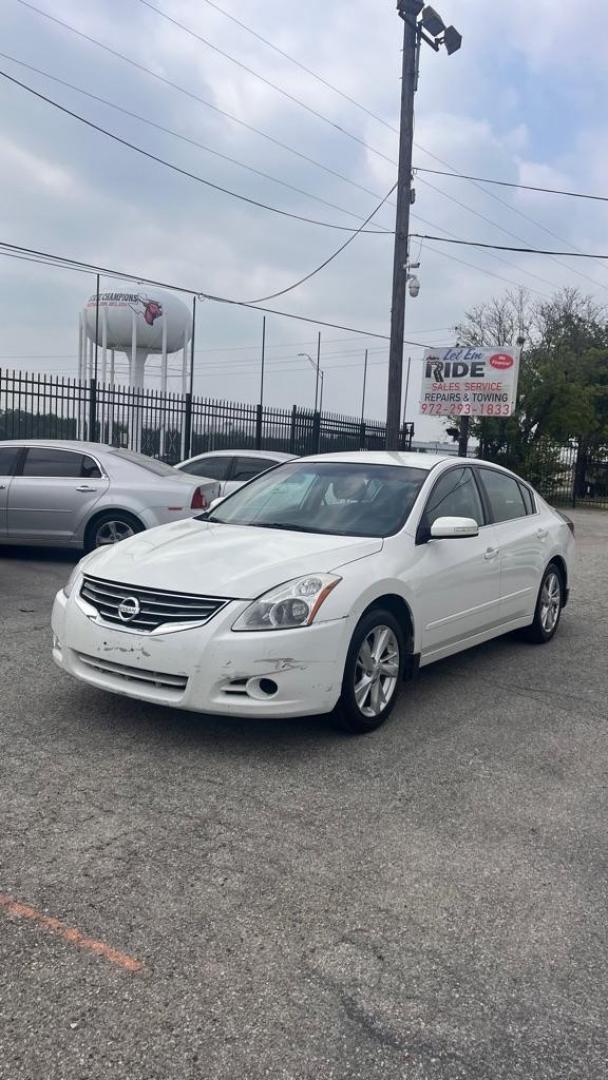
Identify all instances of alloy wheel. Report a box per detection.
[353,625,400,718]
[95,520,135,546]
[540,571,561,633]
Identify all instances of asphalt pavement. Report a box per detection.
[0,511,607,1080]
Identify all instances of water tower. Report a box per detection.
[78,288,192,391]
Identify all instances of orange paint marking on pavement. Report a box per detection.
[0,892,143,973]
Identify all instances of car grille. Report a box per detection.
[76,653,187,694]
[80,575,228,632]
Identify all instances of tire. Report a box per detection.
[522,562,564,644]
[335,609,406,734]
[84,511,144,553]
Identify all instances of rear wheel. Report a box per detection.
[522,562,563,643]
[335,609,405,734]
[85,511,144,553]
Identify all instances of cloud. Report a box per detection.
[1,0,608,440]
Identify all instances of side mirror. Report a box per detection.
[208,496,225,513]
[430,516,479,539]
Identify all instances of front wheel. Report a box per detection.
[522,562,564,644]
[335,609,405,734]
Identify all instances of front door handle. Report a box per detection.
[76,485,97,493]
[536,528,548,539]
[484,547,499,561]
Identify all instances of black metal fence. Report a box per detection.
[0,370,414,462]
[506,439,608,511]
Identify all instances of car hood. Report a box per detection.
[82,518,383,599]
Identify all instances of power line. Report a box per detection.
[415,175,562,294]
[412,234,608,259]
[0,52,395,233]
[136,0,396,167]
[13,0,397,216]
[415,166,608,205]
[17,0,596,299]
[0,69,392,235]
[198,0,608,290]
[198,0,396,134]
[414,145,608,292]
[0,240,409,341]
[244,182,397,303]
[0,56,551,300]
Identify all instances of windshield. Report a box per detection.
[110,449,184,477]
[207,461,427,537]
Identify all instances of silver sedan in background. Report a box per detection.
[0,440,219,551]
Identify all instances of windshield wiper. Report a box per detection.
[246,522,327,534]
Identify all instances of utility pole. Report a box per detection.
[259,316,266,409]
[315,331,321,413]
[93,273,100,383]
[360,349,369,424]
[385,3,462,450]
[385,1,420,449]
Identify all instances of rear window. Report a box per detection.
[479,468,527,523]
[179,455,232,480]
[110,449,180,477]
[232,456,277,481]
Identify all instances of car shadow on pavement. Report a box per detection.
[0,544,78,565]
[61,681,342,755]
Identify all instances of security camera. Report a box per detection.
[408,275,420,298]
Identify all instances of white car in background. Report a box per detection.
[175,449,296,497]
[0,440,219,551]
[52,452,575,734]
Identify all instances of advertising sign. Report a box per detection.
[419,345,520,417]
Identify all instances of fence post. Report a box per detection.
[359,420,366,450]
[88,378,97,442]
[289,405,297,454]
[313,410,321,454]
[184,392,193,459]
[255,403,263,450]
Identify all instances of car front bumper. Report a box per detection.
[51,589,350,718]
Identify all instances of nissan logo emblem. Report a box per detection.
[118,596,141,622]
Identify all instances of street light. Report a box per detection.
[420,6,445,37]
[298,350,324,413]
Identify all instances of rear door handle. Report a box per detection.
[76,485,97,493]
[484,547,499,561]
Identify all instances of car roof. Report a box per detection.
[179,449,296,464]
[0,439,113,453]
[299,451,453,471]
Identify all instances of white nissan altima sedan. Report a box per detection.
[52,452,575,734]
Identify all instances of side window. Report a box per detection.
[480,469,527,523]
[232,457,275,482]
[0,447,20,475]
[21,448,84,478]
[519,484,536,515]
[423,468,484,529]
[81,455,102,479]
[182,455,232,480]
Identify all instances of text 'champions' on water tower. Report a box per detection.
[78,288,192,389]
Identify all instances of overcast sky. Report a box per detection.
[1,0,608,440]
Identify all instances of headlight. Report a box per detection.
[232,574,341,632]
[62,565,82,599]
[62,553,97,598]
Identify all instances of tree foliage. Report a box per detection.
[452,288,608,478]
